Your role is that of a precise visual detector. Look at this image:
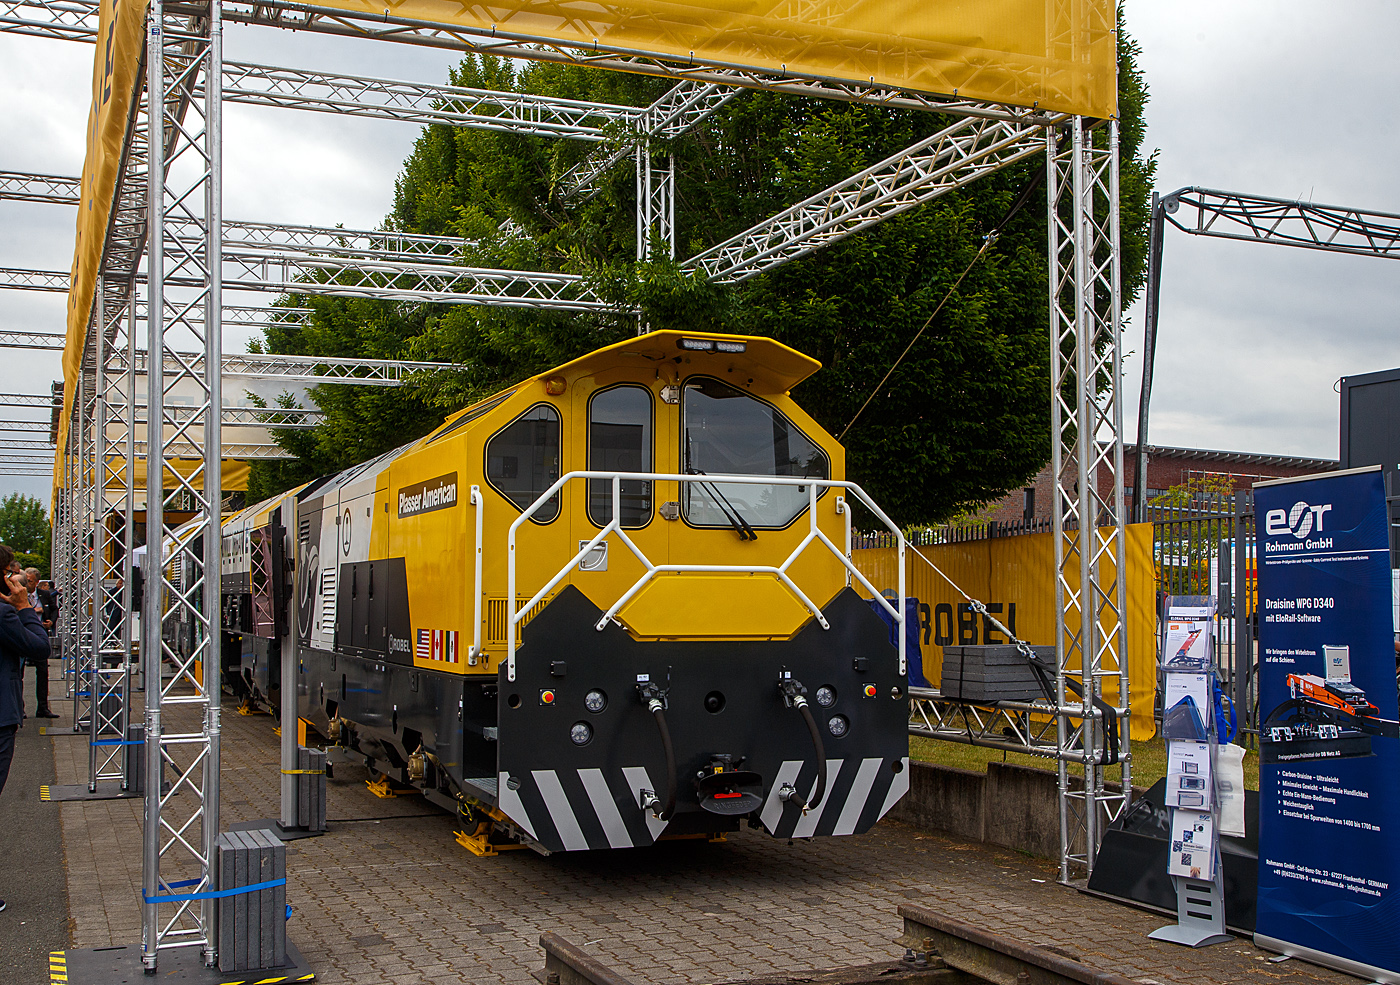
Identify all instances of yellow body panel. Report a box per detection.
[617,573,816,640]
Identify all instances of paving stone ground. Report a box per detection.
[45,696,1354,985]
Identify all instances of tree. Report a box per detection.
[252,21,1155,527]
[0,492,51,576]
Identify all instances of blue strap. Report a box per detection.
[1211,678,1238,744]
[143,877,285,904]
[91,739,142,746]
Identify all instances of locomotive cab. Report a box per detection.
[267,331,910,852]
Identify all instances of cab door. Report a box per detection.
[568,371,664,625]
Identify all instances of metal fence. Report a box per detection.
[1143,490,1259,740]
[855,516,1055,550]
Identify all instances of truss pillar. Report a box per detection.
[70,367,98,732]
[89,281,136,791]
[635,143,675,261]
[140,0,224,969]
[1046,117,1131,882]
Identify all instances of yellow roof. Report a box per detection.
[549,330,821,392]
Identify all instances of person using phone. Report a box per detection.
[0,544,51,913]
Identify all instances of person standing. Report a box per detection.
[0,544,52,914]
[23,568,57,719]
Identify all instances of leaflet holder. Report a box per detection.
[1149,595,1232,948]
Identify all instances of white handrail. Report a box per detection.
[469,485,482,665]
[505,470,906,682]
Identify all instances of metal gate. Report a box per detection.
[1145,490,1258,739]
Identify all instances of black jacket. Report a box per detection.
[37,587,59,631]
[1,604,49,728]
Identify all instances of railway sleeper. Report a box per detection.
[534,905,1136,985]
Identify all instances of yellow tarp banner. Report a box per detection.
[303,0,1117,118]
[99,458,252,492]
[854,524,1157,740]
[56,0,151,490]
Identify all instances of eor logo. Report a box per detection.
[1265,501,1332,540]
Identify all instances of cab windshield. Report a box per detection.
[681,377,829,529]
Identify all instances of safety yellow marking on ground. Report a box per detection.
[39,785,51,801]
[49,950,67,985]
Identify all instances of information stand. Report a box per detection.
[1149,595,1231,948]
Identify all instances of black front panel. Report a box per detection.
[496,586,909,852]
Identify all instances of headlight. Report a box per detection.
[584,689,607,713]
[815,686,837,708]
[827,715,849,738]
[570,722,593,746]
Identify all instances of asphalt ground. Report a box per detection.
[40,688,1360,985]
[0,665,72,984]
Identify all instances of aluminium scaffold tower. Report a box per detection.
[2,0,1128,967]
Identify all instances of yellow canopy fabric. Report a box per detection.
[55,0,150,491]
[312,0,1117,118]
[90,457,252,492]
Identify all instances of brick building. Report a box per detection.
[979,443,1339,526]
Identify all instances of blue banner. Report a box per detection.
[1254,468,1399,978]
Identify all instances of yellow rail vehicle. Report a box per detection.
[221,331,910,852]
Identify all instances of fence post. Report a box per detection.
[1233,489,1252,742]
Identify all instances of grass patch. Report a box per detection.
[909,735,1260,791]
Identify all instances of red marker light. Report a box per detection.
[713,792,743,799]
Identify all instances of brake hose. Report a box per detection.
[780,678,827,811]
[639,682,677,821]
[796,702,827,810]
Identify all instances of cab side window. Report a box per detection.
[486,404,561,522]
[587,385,652,527]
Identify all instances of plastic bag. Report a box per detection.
[1216,742,1246,838]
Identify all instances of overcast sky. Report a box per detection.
[3,2,1399,508]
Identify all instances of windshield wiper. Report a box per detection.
[685,430,757,541]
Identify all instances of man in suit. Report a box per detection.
[0,544,53,914]
[24,568,58,718]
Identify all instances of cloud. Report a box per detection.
[1119,0,1400,461]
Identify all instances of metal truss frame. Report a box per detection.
[0,266,69,290]
[1132,186,1400,521]
[562,80,738,202]
[687,114,1049,283]
[0,419,56,433]
[1046,118,1130,881]
[0,169,81,203]
[140,1,223,965]
[909,688,1104,763]
[0,390,64,406]
[0,0,96,40]
[88,280,137,791]
[217,59,634,140]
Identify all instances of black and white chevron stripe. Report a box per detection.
[497,758,909,852]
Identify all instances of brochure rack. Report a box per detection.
[1149,595,1232,948]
